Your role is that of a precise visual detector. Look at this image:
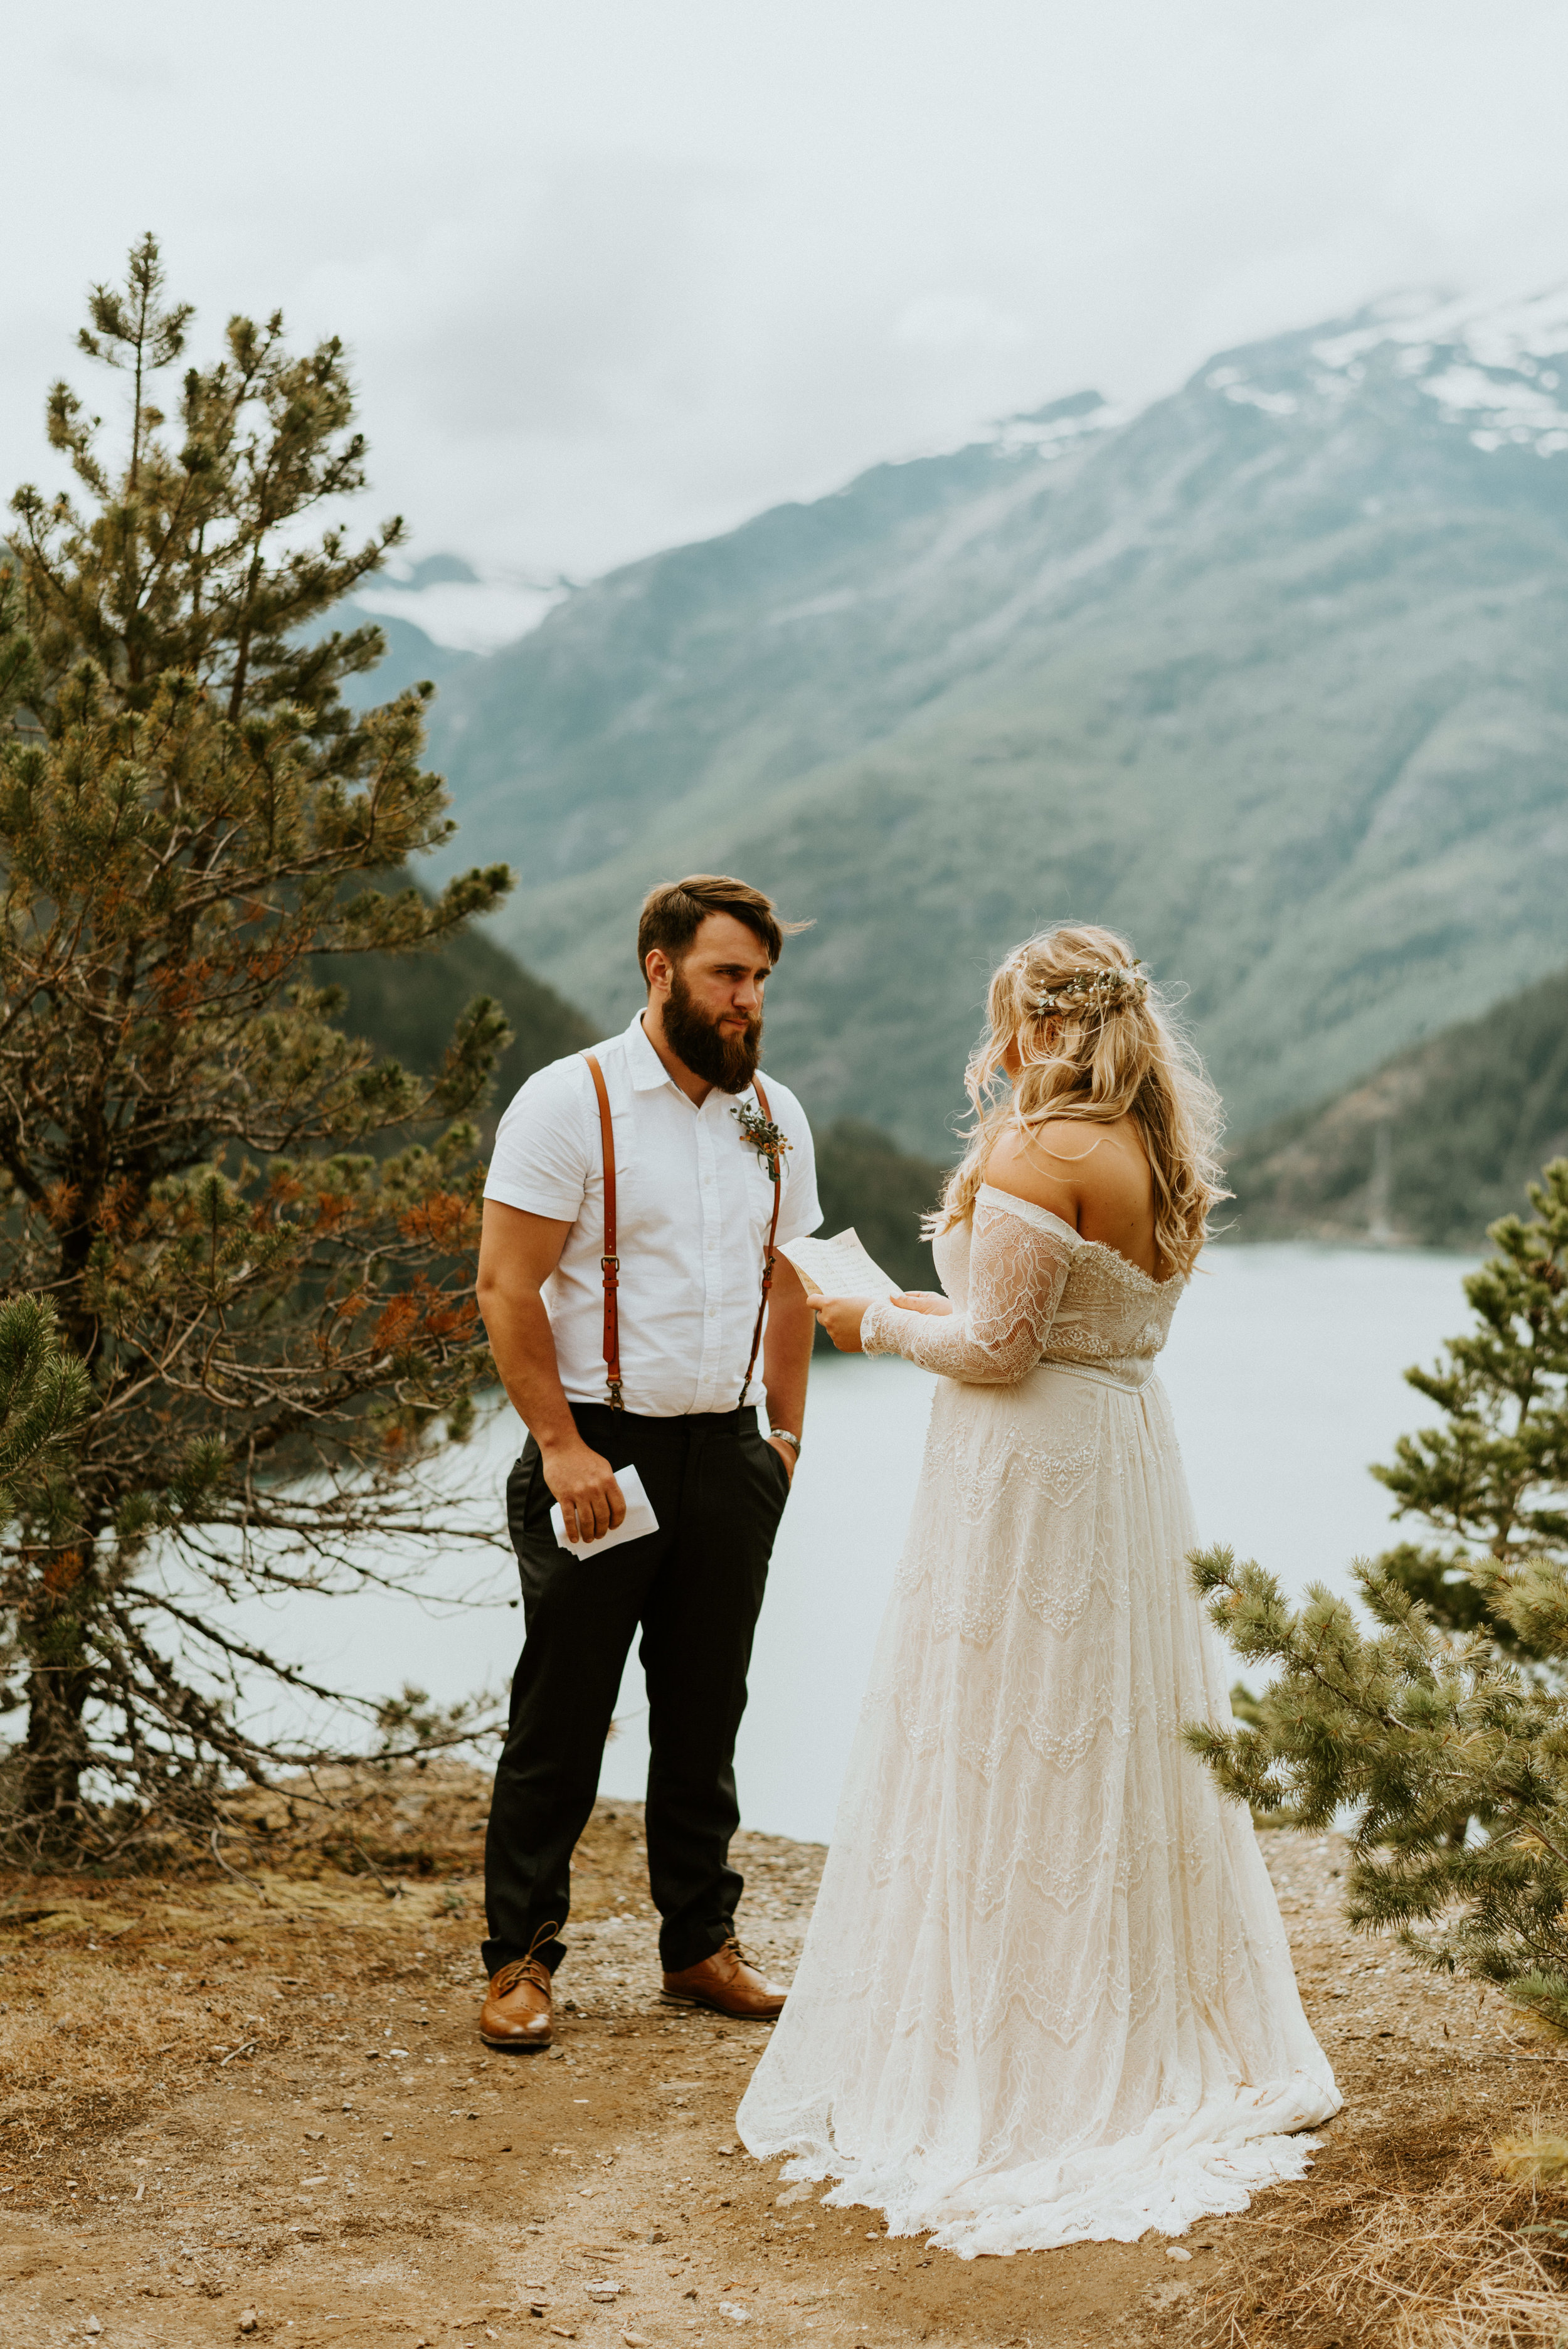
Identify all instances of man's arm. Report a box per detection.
[475,1198,626,1543]
[761,1253,813,1482]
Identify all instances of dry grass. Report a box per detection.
[211,1754,496,1881]
[1179,2168,1568,2348]
[9,1794,1568,2348]
[0,1860,464,2183]
[1495,2131,1568,2187]
[0,1761,499,2182]
[0,1763,694,2187]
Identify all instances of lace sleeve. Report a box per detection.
[861,1196,1075,1383]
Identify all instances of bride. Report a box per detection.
[736,925,1339,2255]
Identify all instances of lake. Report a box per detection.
[221,1243,1476,1845]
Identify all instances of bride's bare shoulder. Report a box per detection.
[983,1121,1091,1220]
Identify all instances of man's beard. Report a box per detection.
[664,963,763,1093]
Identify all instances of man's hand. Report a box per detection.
[766,1436,797,1484]
[813,1294,871,1352]
[539,1436,626,1544]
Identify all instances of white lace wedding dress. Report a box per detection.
[737,1184,1340,2255]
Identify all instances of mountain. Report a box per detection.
[1226,964,1568,1248]
[314,893,595,1140]
[419,289,1568,1157]
[814,1120,946,1295]
[331,604,473,710]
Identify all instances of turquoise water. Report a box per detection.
[209,1244,1475,1845]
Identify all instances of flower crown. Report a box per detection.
[1032,963,1148,1019]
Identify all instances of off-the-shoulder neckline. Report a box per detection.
[975,1183,1184,1292]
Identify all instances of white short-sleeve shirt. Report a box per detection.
[484,1011,822,1419]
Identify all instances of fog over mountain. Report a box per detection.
[388,289,1568,1154]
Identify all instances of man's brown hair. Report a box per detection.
[636,874,809,983]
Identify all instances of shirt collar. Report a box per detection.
[622,1007,761,1110]
[624,1009,674,1093]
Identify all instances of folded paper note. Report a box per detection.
[777,1228,900,1302]
[550,1463,659,1559]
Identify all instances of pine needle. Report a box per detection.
[1492,2129,1568,2185]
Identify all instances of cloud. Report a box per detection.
[54,35,174,93]
[6,0,1568,578]
[896,295,1033,354]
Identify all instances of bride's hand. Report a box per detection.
[891,1291,953,1316]
[813,1294,871,1352]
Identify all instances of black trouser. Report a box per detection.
[480,1401,790,1979]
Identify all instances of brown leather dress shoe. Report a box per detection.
[479,1957,553,2050]
[660,1937,787,2019]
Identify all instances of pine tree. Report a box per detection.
[0,237,512,1855]
[0,1300,88,1524]
[1189,1159,1568,2031]
[1372,1159,1568,1652]
[0,1300,89,1741]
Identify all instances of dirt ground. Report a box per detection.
[4,1767,1567,2349]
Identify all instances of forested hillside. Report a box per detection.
[1225,965,1568,1246]
[416,290,1568,1156]
[814,1120,947,1293]
[314,889,593,1140]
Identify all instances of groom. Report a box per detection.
[473,874,821,2049]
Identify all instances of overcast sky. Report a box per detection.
[9,1,1568,581]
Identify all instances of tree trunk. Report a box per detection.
[17,1609,93,1857]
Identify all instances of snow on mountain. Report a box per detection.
[953,386,1138,460]
[1204,285,1568,455]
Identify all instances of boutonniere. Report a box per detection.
[732,1100,792,1185]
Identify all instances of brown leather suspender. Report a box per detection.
[581,1054,782,1413]
[583,1053,622,1409]
[738,1075,783,1409]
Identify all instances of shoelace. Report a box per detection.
[489,1956,549,1998]
[490,1919,560,1997]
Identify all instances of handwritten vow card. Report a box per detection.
[778,1228,900,1302]
[550,1464,660,1558]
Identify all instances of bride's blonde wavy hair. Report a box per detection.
[936,924,1226,1278]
